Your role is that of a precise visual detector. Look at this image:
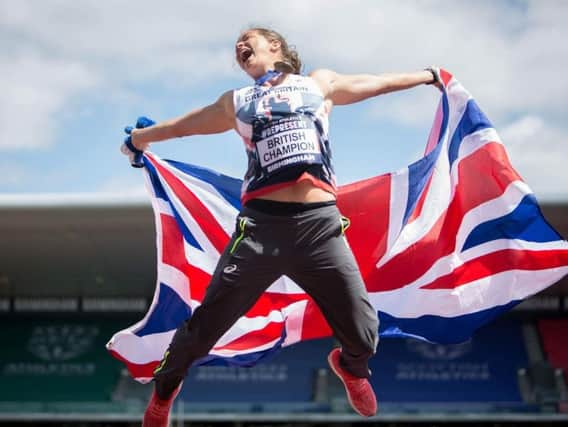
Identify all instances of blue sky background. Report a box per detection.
[1,0,567,203]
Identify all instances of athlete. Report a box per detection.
[125,27,439,427]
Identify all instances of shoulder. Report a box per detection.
[217,89,235,106]
[308,68,337,80]
[308,68,339,98]
[214,90,236,117]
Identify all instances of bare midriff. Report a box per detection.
[256,179,336,203]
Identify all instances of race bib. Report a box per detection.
[255,116,322,174]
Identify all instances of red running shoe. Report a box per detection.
[327,348,377,417]
[142,385,181,427]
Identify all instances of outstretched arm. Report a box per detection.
[310,68,436,106]
[131,90,235,151]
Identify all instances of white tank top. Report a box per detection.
[233,74,336,204]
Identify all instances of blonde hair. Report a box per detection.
[245,27,302,74]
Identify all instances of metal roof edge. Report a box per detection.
[0,192,151,208]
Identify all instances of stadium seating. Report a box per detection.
[353,318,534,413]
[0,314,140,413]
[538,319,568,383]
[173,338,334,413]
[2,313,565,418]
[537,318,568,411]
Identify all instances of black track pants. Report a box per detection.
[154,203,379,399]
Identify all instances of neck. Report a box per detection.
[255,69,282,86]
[250,58,288,80]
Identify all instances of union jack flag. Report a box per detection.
[107,70,568,383]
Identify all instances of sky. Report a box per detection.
[1,0,567,204]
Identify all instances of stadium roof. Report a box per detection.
[0,198,567,299]
[0,201,155,298]
[0,192,150,208]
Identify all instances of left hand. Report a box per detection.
[425,67,443,90]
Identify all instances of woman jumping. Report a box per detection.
[125,27,439,426]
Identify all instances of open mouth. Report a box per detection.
[239,48,253,64]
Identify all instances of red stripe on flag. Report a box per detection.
[245,291,308,318]
[162,212,310,315]
[214,321,285,351]
[161,214,211,301]
[440,69,453,87]
[337,173,391,278]
[408,174,433,224]
[150,157,230,254]
[421,249,568,290]
[365,142,522,292]
[300,299,333,340]
[109,349,159,380]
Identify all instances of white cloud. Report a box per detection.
[3,1,567,123]
[500,115,568,201]
[369,86,440,127]
[0,0,566,199]
[295,0,568,126]
[0,54,98,149]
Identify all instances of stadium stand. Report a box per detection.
[112,338,335,414]
[539,319,568,383]
[537,318,568,412]
[175,338,333,413]
[343,319,534,413]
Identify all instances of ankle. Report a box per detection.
[155,383,182,403]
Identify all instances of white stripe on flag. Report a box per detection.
[378,169,408,268]
[369,267,568,318]
[379,78,472,264]
[282,300,309,346]
[165,159,239,233]
[107,329,175,364]
[455,180,533,251]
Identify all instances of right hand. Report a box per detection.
[120,116,156,168]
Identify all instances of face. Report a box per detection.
[235,30,281,79]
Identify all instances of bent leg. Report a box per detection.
[290,214,379,378]
[154,217,280,398]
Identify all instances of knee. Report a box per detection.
[190,310,220,351]
[359,314,379,356]
[172,308,217,359]
[362,329,379,358]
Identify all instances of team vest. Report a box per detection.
[233,74,337,205]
